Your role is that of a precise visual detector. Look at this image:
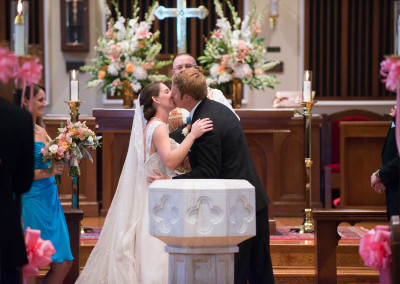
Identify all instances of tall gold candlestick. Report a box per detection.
[65,100,84,209]
[291,101,317,234]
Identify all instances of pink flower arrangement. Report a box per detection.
[80,0,171,96]
[198,0,279,90]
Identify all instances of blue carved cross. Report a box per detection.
[155,0,209,54]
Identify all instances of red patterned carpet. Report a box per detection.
[81,226,368,241]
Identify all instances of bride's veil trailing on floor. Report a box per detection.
[76,98,147,283]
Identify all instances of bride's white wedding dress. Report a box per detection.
[76,103,173,284]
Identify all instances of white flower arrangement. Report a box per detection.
[81,0,172,95]
[198,0,280,90]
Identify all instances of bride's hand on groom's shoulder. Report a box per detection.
[190,118,213,139]
[147,169,170,184]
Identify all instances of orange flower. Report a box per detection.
[125,63,134,73]
[218,66,226,74]
[62,142,68,149]
[98,70,106,80]
[254,68,263,75]
[138,40,146,49]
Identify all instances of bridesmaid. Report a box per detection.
[21,85,73,284]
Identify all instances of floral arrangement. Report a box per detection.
[81,0,171,96]
[198,0,279,90]
[41,121,102,182]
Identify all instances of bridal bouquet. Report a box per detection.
[198,0,279,90]
[41,133,75,184]
[81,0,172,96]
[57,121,102,178]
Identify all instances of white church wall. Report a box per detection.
[44,0,104,117]
[246,0,301,110]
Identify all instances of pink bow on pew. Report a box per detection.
[359,225,391,284]
[23,227,55,282]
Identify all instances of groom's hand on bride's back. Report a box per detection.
[147,169,170,184]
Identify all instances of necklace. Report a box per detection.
[34,125,40,134]
[151,117,163,122]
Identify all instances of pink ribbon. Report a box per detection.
[359,225,391,284]
[23,227,55,280]
[16,58,43,110]
[0,46,18,84]
[380,58,400,151]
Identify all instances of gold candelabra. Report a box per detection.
[65,100,84,209]
[292,101,316,233]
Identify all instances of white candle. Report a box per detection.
[70,70,79,101]
[303,70,312,102]
[14,1,25,56]
[270,0,279,16]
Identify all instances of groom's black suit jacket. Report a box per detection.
[173,98,269,211]
[379,120,399,219]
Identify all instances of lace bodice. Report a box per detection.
[145,121,176,177]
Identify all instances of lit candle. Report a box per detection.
[14,1,25,56]
[303,70,312,102]
[270,0,279,17]
[70,70,79,101]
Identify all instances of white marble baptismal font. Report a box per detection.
[149,179,256,284]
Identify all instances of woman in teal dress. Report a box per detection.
[21,85,73,284]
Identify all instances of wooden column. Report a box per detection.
[63,209,84,284]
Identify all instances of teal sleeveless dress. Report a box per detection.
[21,141,73,262]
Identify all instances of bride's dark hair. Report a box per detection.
[139,82,161,121]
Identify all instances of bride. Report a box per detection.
[76,82,213,283]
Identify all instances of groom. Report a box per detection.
[154,68,274,283]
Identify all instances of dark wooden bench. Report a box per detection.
[313,209,387,284]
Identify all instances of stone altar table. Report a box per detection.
[149,179,256,284]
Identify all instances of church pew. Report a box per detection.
[313,209,387,284]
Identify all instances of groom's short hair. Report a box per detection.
[172,68,207,101]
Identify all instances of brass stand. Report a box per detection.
[65,100,85,209]
[65,100,84,123]
[291,101,316,233]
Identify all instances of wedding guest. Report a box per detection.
[150,68,275,283]
[0,97,34,284]
[169,53,239,143]
[371,108,400,220]
[21,85,73,284]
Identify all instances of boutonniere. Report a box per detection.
[181,117,192,137]
[390,105,396,120]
